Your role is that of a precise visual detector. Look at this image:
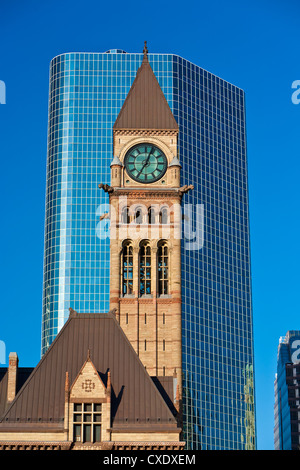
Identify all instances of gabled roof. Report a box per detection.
[0,313,178,431]
[113,46,178,132]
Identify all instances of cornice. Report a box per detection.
[113,129,178,136]
[111,188,182,199]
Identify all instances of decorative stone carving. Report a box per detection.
[99,183,114,194]
[178,184,194,195]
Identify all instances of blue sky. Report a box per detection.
[0,0,299,450]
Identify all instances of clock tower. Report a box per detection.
[100,43,192,405]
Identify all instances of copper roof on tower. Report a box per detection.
[113,42,178,132]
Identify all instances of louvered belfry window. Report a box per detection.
[122,241,133,295]
[139,241,151,296]
[158,241,169,295]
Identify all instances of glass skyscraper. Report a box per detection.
[42,49,256,449]
[274,331,300,450]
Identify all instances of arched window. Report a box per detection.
[122,241,133,295]
[139,241,151,296]
[134,207,143,224]
[158,241,168,295]
[121,207,130,224]
[148,206,156,224]
[159,206,169,224]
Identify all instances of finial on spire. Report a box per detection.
[69,307,77,316]
[143,41,148,62]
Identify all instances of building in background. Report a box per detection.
[42,47,256,449]
[274,330,300,450]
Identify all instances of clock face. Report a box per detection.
[124,143,168,184]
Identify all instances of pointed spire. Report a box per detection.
[175,383,180,412]
[169,156,182,168]
[113,42,178,132]
[107,370,111,390]
[106,370,111,403]
[65,371,69,393]
[176,383,180,401]
[110,155,122,167]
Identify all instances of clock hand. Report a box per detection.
[136,147,154,177]
[136,164,147,178]
[142,147,154,169]
[146,147,154,163]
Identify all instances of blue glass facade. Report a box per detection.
[174,56,256,449]
[42,50,256,449]
[274,331,300,450]
[43,51,174,353]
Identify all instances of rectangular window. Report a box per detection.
[83,424,91,442]
[74,424,81,442]
[72,403,102,443]
[94,424,101,442]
